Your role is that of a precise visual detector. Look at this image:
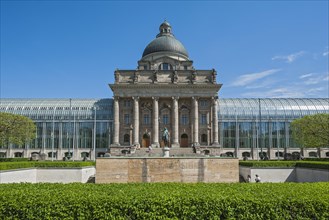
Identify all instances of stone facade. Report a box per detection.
[109,21,221,150]
[96,158,239,183]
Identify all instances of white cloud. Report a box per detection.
[302,73,329,85]
[242,87,304,98]
[230,69,280,87]
[245,78,278,89]
[272,51,305,63]
[323,51,329,56]
[323,74,329,81]
[308,87,325,93]
[299,73,313,79]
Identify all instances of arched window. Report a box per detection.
[124,134,130,143]
[242,152,251,158]
[81,152,90,158]
[309,152,317,157]
[275,152,284,157]
[64,152,73,158]
[259,152,267,160]
[14,152,23,158]
[292,152,301,160]
[48,152,57,158]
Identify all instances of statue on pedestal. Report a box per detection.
[162,127,170,147]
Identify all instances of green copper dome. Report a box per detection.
[142,21,189,58]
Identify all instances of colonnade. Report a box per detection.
[112,96,219,147]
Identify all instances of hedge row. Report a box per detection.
[0,161,95,170]
[239,160,329,169]
[0,158,29,162]
[0,183,328,219]
[304,158,329,161]
[296,161,329,170]
[239,161,297,167]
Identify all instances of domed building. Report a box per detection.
[0,21,328,160]
[109,21,222,151]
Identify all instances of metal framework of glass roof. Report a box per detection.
[218,98,329,120]
[1,98,328,121]
[0,99,113,120]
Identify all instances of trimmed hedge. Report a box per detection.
[239,160,329,170]
[296,161,329,170]
[0,183,328,219]
[0,161,95,170]
[239,161,297,168]
[0,158,29,162]
[304,158,329,161]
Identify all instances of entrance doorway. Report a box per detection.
[180,134,188,147]
[142,133,150,148]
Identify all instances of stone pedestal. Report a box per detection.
[163,147,170,157]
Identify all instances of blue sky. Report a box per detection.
[1,1,328,99]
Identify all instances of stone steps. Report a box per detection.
[131,147,195,157]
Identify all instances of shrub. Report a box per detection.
[0,183,328,219]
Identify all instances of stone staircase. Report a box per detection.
[130,147,196,157]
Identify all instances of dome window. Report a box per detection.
[159,63,173,70]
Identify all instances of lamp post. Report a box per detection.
[68,98,72,160]
[93,106,97,161]
[258,98,263,159]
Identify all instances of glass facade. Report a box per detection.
[218,98,329,153]
[0,99,113,158]
[0,98,328,159]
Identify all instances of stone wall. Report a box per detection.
[96,157,239,183]
[240,166,329,183]
[0,167,95,183]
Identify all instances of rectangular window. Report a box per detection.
[124,100,131,107]
[144,114,150,125]
[163,63,169,70]
[201,114,207,125]
[163,114,169,125]
[181,114,188,125]
[184,65,188,70]
[200,100,208,107]
[124,114,130,125]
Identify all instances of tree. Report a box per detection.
[0,112,36,147]
[291,113,329,148]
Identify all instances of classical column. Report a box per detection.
[212,97,220,146]
[172,96,179,147]
[133,97,140,147]
[112,97,120,146]
[192,97,199,146]
[152,97,159,147]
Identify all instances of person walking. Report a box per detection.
[255,174,261,183]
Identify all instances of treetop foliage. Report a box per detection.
[291,113,329,148]
[0,112,36,146]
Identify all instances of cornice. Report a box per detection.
[109,83,222,90]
